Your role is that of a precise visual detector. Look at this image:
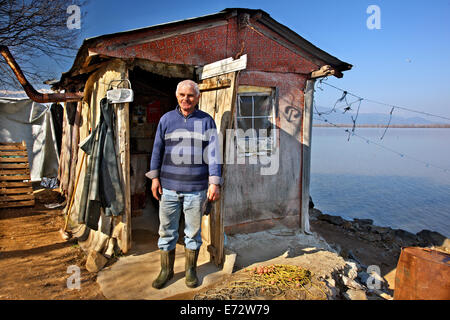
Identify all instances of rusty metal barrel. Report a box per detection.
[394,247,450,300]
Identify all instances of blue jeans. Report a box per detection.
[158,188,207,251]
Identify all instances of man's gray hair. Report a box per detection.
[176,80,200,97]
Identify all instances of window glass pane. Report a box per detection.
[238,96,253,116]
[254,117,273,138]
[253,95,272,116]
[237,117,253,133]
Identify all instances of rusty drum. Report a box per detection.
[394,247,450,300]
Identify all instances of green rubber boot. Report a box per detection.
[152,249,175,289]
[185,248,200,288]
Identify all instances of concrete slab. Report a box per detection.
[97,228,236,300]
[97,200,236,300]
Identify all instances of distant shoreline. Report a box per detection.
[313,124,450,128]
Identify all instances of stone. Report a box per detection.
[394,229,419,246]
[358,232,381,242]
[342,221,356,232]
[86,250,109,273]
[353,218,373,226]
[416,229,448,248]
[341,275,364,290]
[381,230,395,242]
[343,289,368,300]
[357,271,370,286]
[318,214,345,226]
[344,261,359,280]
[370,225,391,235]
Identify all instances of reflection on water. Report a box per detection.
[310,127,450,237]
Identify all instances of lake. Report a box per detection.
[310,127,450,238]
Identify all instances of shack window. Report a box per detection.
[235,86,277,155]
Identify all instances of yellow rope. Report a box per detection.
[194,264,328,300]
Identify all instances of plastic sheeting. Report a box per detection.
[0,97,59,182]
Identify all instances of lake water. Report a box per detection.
[310,127,450,238]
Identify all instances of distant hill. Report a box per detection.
[312,109,450,127]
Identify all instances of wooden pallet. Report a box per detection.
[0,141,35,208]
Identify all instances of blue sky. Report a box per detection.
[62,0,450,120]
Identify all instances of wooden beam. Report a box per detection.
[197,55,247,80]
[199,78,231,91]
[310,65,343,79]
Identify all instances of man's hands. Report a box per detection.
[152,178,220,202]
[207,184,220,202]
[151,178,163,200]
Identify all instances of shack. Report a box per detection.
[1,8,351,267]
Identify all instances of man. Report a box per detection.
[145,80,221,289]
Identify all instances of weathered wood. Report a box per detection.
[199,78,231,92]
[67,101,82,204]
[0,145,26,151]
[0,199,34,208]
[198,68,238,266]
[0,163,29,169]
[0,193,35,201]
[0,181,31,187]
[0,175,31,181]
[0,169,30,175]
[0,142,34,207]
[0,157,29,163]
[0,187,33,194]
[197,55,247,80]
[0,151,28,156]
[310,65,343,79]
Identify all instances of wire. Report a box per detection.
[380,107,395,140]
[313,115,450,175]
[319,81,450,122]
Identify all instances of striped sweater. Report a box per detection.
[145,106,221,192]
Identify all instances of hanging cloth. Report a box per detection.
[78,98,124,230]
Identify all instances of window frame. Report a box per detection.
[235,87,278,156]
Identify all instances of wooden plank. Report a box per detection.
[0,151,28,156]
[0,169,30,175]
[0,163,29,169]
[199,78,231,92]
[0,193,35,201]
[0,187,33,194]
[0,145,27,151]
[0,157,29,163]
[310,65,343,79]
[0,175,31,181]
[0,181,32,188]
[198,71,238,266]
[0,199,35,208]
[197,55,247,80]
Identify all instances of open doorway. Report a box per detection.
[128,66,189,248]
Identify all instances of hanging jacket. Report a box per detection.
[78,98,124,230]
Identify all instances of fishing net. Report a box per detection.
[194,264,328,300]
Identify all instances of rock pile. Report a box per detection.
[311,209,449,252]
[310,208,449,300]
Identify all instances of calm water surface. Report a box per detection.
[310,127,450,237]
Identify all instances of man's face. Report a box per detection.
[176,85,199,114]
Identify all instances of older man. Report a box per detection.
[146,80,221,289]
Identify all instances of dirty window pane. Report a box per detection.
[237,117,253,133]
[254,118,272,138]
[238,96,253,116]
[253,96,272,116]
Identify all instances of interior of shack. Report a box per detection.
[128,66,187,235]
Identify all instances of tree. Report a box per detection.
[0,0,88,92]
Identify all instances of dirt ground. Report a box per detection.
[0,189,105,300]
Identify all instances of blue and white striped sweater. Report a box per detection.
[146,106,221,192]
